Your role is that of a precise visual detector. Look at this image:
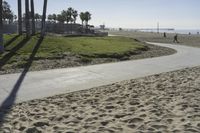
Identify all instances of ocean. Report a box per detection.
[138,29,200,35]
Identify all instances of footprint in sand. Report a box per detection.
[139,114,147,118]
[197,123,200,127]
[127,117,144,124]
[101,121,110,126]
[166,118,173,124]
[115,113,127,119]
[127,124,137,129]
[151,124,167,130]
[129,100,140,106]
[185,128,199,133]
[85,117,98,122]
[99,113,107,118]
[105,105,116,110]
[25,127,42,133]
[172,129,182,133]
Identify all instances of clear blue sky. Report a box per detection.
[5,0,200,29]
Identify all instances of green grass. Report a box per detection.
[2,34,145,59]
[0,34,147,70]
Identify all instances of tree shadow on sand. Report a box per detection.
[0,37,44,128]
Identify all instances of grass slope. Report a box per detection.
[0,34,146,72]
[3,34,145,57]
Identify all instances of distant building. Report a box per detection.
[46,23,82,34]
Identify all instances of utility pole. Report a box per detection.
[157,22,159,33]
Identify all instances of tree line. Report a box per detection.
[0,0,48,53]
[2,1,17,24]
[47,7,92,27]
[0,1,93,53]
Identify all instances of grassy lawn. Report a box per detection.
[0,34,146,71]
[2,34,145,58]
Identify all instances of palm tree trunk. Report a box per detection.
[71,22,73,34]
[18,0,22,35]
[31,0,35,35]
[41,0,48,37]
[25,0,30,38]
[0,0,4,53]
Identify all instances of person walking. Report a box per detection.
[173,34,179,43]
[163,32,167,38]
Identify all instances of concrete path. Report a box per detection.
[1,42,200,105]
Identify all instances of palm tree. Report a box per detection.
[79,12,85,26]
[41,0,48,37]
[2,1,15,24]
[35,13,41,21]
[0,0,4,53]
[31,0,35,35]
[47,14,53,22]
[61,10,69,24]
[14,15,17,21]
[85,11,91,27]
[25,0,30,37]
[18,0,22,35]
[67,8,74,34]
[35,13,41,31]
[72,10,78,24]
[66,12,71,24]
[57,14,65,23]
[52,13,57,23]
[67,7,73,24]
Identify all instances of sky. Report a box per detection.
[5,0,200,29]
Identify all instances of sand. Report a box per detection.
[0,66,200,133]
[109,30,200,48]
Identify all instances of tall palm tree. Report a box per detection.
[47,14,52,22]
[25,0,30,37]
[34,13,41,22]
[41,0,48,37]
[80,12,85,26]
[52,13,57,23]
[67,8,74,34]
[67,7,73,24]
[72,10,78,24]
[0,0,4,53]
[18,0,22,35]
[31,0,35,35]
[85,11,91,27]
[56,14,65,23]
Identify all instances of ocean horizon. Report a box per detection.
[131,29,200,35]
[139,29,200,35]
[109,28,200,35]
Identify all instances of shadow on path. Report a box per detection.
[4,35,21,48]
[0,37,31,69]
[0,37,43,128]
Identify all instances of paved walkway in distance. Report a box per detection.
[1,42,200,105]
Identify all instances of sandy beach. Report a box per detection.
[109,31,200,48]
[0,66,200,133]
